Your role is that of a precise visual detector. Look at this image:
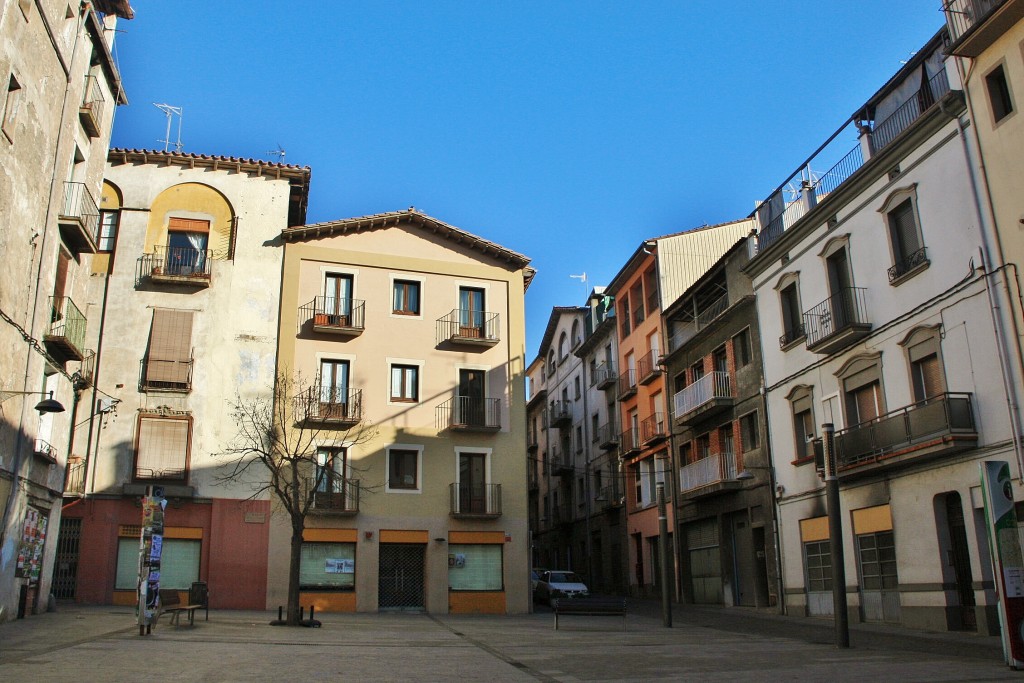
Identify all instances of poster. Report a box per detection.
[14,507,48,581]
[139,495,166,627]
[325,558,354,574]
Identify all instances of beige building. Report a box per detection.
[273,208,533,614]
[59,149,310,610]
[0,0,131,621]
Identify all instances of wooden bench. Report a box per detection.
[158,588,204,628]
[552,596,627,631]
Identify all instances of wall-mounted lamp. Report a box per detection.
[0,390,65,414]
[434,537,447,543]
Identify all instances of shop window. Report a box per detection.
[448,544,503,590]
[116,537,199,590]
[300,542,355,590]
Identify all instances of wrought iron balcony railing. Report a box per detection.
[65,458,86,495]
[944,0,1007,52]
[549,400,573,427]
[641,412,667,445]
[300,296,365,335]
[637,349,662,384]
[835,392,977,470]
[79,74,105,137]
[620,427,639,455]
[59,181,100,253]
[597,421,619,450]
[139,356,194,393]
[140,245,214,285]
[309,476,359,514]
[617,369,637,401]
[888,247,929,282]
[436,308,500,345]
[779,323,805,349]
[437,395,501,431]
[135,465,187,481]
[45,296,87,362]
[803,287,870,352]
[34,438,58,463]
[591,362,617,390]
[450,482,502,517]
[295,385,363,426]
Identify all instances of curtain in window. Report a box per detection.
[146,309,193,386]
[136,416,189,479]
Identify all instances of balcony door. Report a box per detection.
[324,273,353,323]
[320,359,350,418]
[166,218,209,276]
[458,369,486,426]
[315,447,347,508]
[459,287,485,338]
[459,452,487,514]
[826,247,853,329]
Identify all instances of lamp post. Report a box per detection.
[822,423,849,648]
[657,482,672,627]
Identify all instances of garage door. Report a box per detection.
[687,518,721,604]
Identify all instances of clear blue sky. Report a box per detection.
[108,1,945,356]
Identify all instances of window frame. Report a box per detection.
[879,185,928,284]
[391,278,422,317]
[788,385,816,464]
[133,413,192,482]
[835,353,886,428]
[732,328,751,368]
[389,363,420,403]
[300,541,356,591]
[385,445,423,493]
[986,62,1015,125]
[740,410,760,452]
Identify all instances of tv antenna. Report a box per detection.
[267,144,286,162]
[569,272,588,294]
[153,103,183,152]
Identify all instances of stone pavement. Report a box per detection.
[0,601,1017,682]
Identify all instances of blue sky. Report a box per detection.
[108,1,945,356]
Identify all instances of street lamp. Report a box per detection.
[0,390,66,414]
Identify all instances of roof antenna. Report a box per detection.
[153,103,183,152]
[569,272,587,295]
[267,144,286,162]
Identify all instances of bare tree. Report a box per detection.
[217,371,378,625]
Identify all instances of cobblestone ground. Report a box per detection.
[0,603,1016,682]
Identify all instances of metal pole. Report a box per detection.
[657,482,672,627]
[822,423,849,648]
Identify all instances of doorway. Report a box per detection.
[458,369,486,427]
[378,543,426,611]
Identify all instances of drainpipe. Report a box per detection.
[945,89,1024,480]
[579,335,594,588]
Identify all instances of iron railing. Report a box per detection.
[309,476,359,513]
[299,295,365,332]
[637,349,662,382]
[779,323,805,349]
[437,395,501,430]
[591,361,617,389]
[60,181,100,245]
[640,412,667,443]
[78,349,96,387]
[47,296,87,357]
[549,400,573,426]
[835,392,976,468]
[436,308,500,344]
[620,427,639,455]
[135,465,186,481]
[33,438,57,463]
[295,385,363,424]
[680,452,737,492]
[450,482,502,516]
[673,371,732,418]
[803,287,869,348]
[139,356,194,392]
[140,245,214,280]
[65,459,86,494]
[944,0,1004,46]
[617,369,637,400]
[597,421,619,449]
[871,71,950,152]
[79,74,105,134]
[888,247,929,282]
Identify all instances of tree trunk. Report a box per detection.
[287,520,303,625]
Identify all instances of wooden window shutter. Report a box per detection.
[168,217,210,233]
[53,250,70,301]
[136,416,190,479]
[146,309,194,385]
[888,199,919,259]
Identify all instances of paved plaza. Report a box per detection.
[0,601,1016,682]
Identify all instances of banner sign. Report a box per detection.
[981,461,1024,669]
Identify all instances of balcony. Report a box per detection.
[527,430,539,452]
[641,412,668,446]
[77,349,96,388]
[310,477,359,516]
[139,245,213,287]
[888,247,929,283]
[674,371,733,425]
[869,71,951,152]
[44,296,86,363]
[58,182,100,254]
[835,393,978,479]
[33,438,57,464]
[294,386,363,427]
[592,362,617,390]
[64,458,86,495]
[598,484,623,510]
[779,323,805,350]
[551,502,574,526]
[945,0,1024,57]
[436,309,499,346]
[668,291,730,353]
[437,395,501,432]
[450,483,502,518]
[550,400,573,427]
[596,421,619,451]
[79,74,105,137]
[620,428,640,458]
[617,369,637,401]
[139,356,194,393]
[299,296,365,337]
[803,287,871,355]
[135,464,187,482]
[679,452,741,499]
[637,349,663,385]
[550,447,573,475]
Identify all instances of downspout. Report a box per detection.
[945,90,1024,479]
[759,380,787,614]
[578,331,594,588]
[83,267,112,495]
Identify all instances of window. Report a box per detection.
[448,544,503,590]
[780,281,803,346]
[803,540,832,592]
[315,446,347,493]
[577,477,585,506]
[986,64,1014,123]
[165,218,209,276]
[116,537,200,590]
[324,272,354,320]
[857,531,898,590]
[789,385,815,461]
[690,360,705,384]
[644,268,659,315]
[837,354,885,427]
[571,320,581,348]
[630,282,645,327]
[680,441,693,465]
[387,448,420,491]
[901,326,945,402]
[390,364,419,402]
[713,346,728,374]
[620,297,631,338]
[696,433,710,459]
[135,415,190,481]
[575,425,583,453]
[574,375,581,399]
[719,425,734,456]
[318,359,351,417]
[881,188,927,282]
[2,75,21,141]
[632,462,642,507]
[740,411,760,452]
[143,309,194,391]
[457,450,489,514]
[458,286,486,337]
[558,332,568,361]
[547,350,556,376]
[392,279,420,315]
[98,209,119,252]
[300,542,355,590]
[733,329,751,368]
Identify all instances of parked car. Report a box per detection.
[534,570,589,605]
[531,567,549,592]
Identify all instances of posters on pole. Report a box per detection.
[981,460,1024,669]
[14,506,48,581]
[138,495,166,627]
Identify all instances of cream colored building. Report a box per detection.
[0,0,131,621]
[274,208,533,614]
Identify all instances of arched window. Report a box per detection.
[558,332,568,361]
